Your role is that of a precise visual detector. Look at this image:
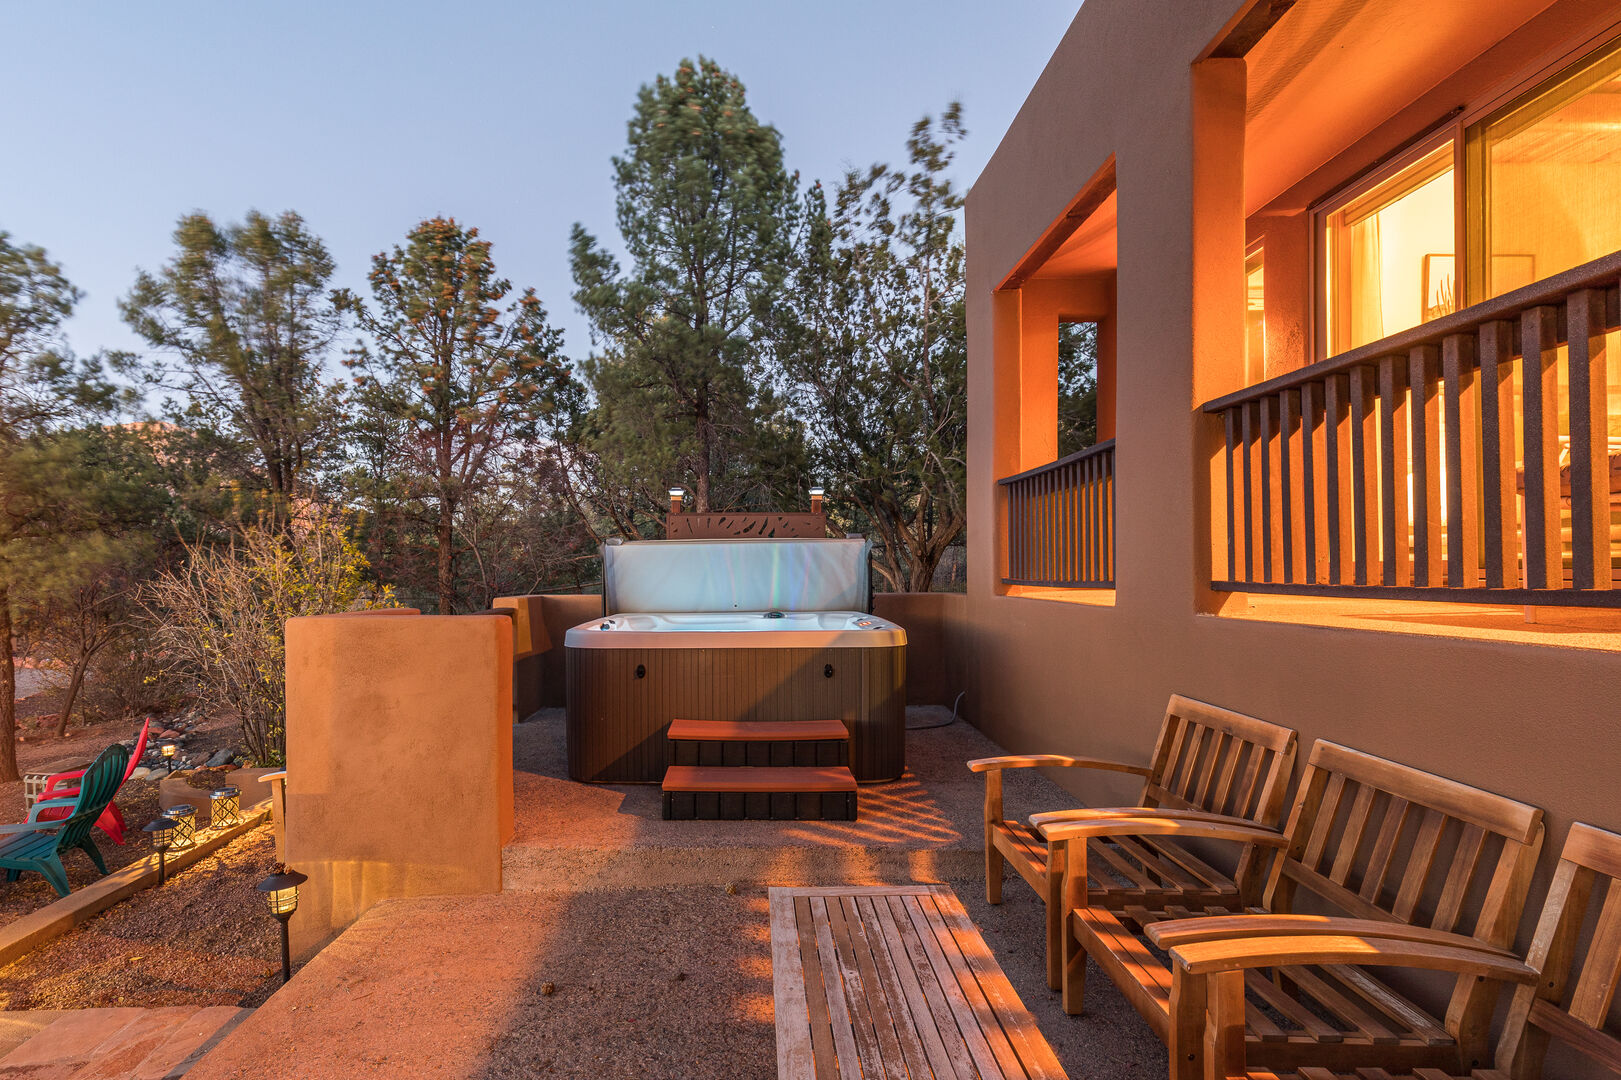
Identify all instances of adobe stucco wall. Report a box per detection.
[965,0,1621,965]
[283,610,513,959]
[873,592,967,707]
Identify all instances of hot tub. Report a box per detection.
[564,539,907,783]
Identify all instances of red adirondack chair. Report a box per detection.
[30,718,152,845]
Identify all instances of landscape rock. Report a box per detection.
[205,749,235,768]
[146,768,169,782]
[130,767,151,780]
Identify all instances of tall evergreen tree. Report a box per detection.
[336,217,568,614]
[770,106,969,591]
[570,57,804,516]
[119,210,344,508]
[0,232,118,780]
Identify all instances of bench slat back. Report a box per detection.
[1141,695,1297,827]
[1267,741,1543,944]
[1265,741,1545,1065]
[1499,822,1621,1079]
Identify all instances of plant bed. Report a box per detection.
[0,824,288,1009]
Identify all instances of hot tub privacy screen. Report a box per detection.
[564,538,907,783]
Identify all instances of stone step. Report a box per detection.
[0,1005,251,1079]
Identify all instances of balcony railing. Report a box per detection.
[999,439,1115,588]
[1202,249,1621,606]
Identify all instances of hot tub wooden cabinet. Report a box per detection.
[564,611,906,783]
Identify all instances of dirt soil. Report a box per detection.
[0,824,285,1010]
[0,709,248,923]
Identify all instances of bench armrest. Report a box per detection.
[1029,806,1273,830]
[966,754,1153,777]
[1146,914,1518,957]
[1167,933,1536,983]
[1034,814,1289,847]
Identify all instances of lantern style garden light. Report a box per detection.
[668,487,684,514]
[257,868,308,984]
[209,786,240,829]
[160,742,177,763]
[142,816,177,885]
[166,804,197,850]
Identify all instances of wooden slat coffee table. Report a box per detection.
[771,885,1068,1079]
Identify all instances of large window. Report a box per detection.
[1469,37,1621,303]
[1321,142,1456,355]
[1316,36,1621,360]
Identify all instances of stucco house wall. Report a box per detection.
[964,0,1621,965]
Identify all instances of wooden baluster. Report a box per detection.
[1106,447,1115,583]
[1521,306,1562,590]
[1349,365,1379,586]
[1091,454,1102,584]
[1078,457,1090,585]
[1325,374,1351,585]
[1240,403,1256,583]
[1061,462,1071,585]
[1069,460,1079,585]
[1224,409,1237,582]
[1478,321,1518,589]
[1260,396,1275,582]
[1007,483,1017,581]
[1378,354,1411,586]
[1567,289,1611,590]
[1279,389,1299,584]
[1301,381,1323,585]
[1409,345,1443,587]
[1442,334,1480,589]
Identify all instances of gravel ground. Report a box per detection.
[0,824,284,1010]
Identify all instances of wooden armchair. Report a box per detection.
[1171,821,1621,1080]
[1037,740,1545,1077]
[968,695,1297,988]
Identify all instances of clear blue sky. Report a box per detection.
[1,2,1077,364]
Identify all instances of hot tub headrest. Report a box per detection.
[602,537,871,614]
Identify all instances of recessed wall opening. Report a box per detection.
[1200,0,1621,647]
[992,159,1118,604]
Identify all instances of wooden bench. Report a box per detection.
[969,696,1297,989]
[661,765,857,820]
[1182,821,1621,1080]
[771,885,1067,1079]
[1038,740,1545,1079]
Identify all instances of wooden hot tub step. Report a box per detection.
[661,765,858,821]
[667,718,850,768]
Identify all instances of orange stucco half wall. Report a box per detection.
[283,610,513,959]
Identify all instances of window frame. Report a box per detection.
[1305,18,1621,361]
[1308,120,1462,361]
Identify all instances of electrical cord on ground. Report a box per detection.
[906,690,965,730]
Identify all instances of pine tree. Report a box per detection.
[0,232,119,780]
[119,210,344,509]
[570,57,805,517]
[336,218,568,614]
[770,106,969,591]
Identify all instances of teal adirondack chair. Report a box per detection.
[0,743,130,897]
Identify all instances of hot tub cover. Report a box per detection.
[601,537,871,614]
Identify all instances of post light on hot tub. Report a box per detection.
[668,487,684,514]
[809,486,825,515]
